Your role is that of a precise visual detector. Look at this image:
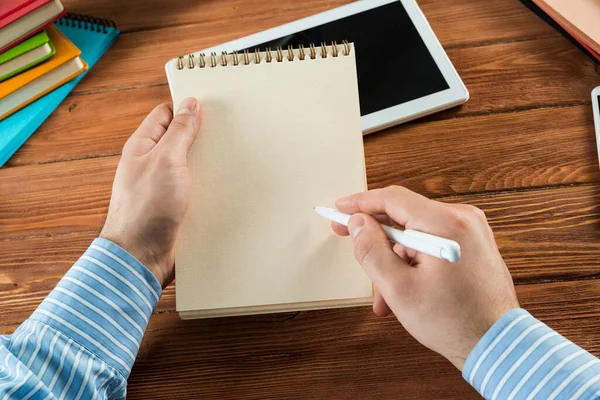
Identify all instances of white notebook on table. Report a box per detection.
[166,43,373,319]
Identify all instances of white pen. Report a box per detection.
[314,206,461,263]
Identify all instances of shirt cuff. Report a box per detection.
[30,238,162,378]
[463,308,600,400]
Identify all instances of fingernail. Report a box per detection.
[176,97,198,116]
[350,215,364,239]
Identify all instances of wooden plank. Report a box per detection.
[62,0,352,34]
[446,185,600,284]
[56,0,564,101]
[0,157,115,239]
[0,232,95,327]
[2,279,599,398]
[6,33,598,168]
[129,309,476,399]
[364,105,600,195]
[66,26,589,98]
[421,0,556,47]
[3,103,598,209]
[1,148,598,240]
[5,86,171,167]
[0,231,175,327]
[448,37,600,116]
[2,184,600,327]
[61,0,555,47]
[123,280,600,399]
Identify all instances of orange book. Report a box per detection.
[0,24,87,120]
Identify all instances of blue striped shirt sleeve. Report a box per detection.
[0,238,162,400]
[464,308,600,400]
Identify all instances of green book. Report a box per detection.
[0,30,55,82]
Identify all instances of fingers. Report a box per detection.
[336,186,459,236]
[331,214,394,237]
[123,103,173,156]
[331,221,349,236]
[370,213,395,226]
[157,97,203,164]
[393,243,419,265]
[373,290,392,317]
[445,202,495,241]
[336,186,429,227]
[348,213,413,303]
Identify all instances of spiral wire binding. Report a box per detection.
[175,41,351,70]
[56,12,117,34]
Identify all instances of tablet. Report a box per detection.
[592,86,600,165]
[165,0,469,134]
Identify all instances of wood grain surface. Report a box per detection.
[126,279,600,399]
[1,0,600,398]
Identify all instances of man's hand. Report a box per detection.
[331,186,519,370]
[100,97,202,287]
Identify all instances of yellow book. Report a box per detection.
[167,43,373,319]
[0,24,87,120]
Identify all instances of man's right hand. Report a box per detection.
[331,186,519,371]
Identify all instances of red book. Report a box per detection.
[559,21,600,62]
[0,0,65,52]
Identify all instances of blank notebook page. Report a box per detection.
[171,45,372,315]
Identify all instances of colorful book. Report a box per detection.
[0,14,119,167]
[520,0,600,64]
[0,25,87,120]
[532,0,600,55]
[0,30,55,82]
[0,0,64,52]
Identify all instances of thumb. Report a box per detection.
[158,97,202,162]
[373,289,392,316]
[123,103,173,157]
[348,214,413,303]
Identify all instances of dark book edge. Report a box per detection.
[519,0,600,64]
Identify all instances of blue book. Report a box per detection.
[0,13,120,167]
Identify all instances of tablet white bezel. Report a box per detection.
[165,0,468,134]
[592,86,600,166]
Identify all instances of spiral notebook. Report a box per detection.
[168,42,373,319]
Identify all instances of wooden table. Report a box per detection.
[2,0,600,398]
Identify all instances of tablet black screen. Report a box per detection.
[241,1,449,116]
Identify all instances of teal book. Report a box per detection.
[0,30,55,82]
[0,13,119,167]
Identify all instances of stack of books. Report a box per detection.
[0,0,120,166]
[521,0,600,63]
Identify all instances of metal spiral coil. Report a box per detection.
[56,12,116,34]
[175,41,351,70]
